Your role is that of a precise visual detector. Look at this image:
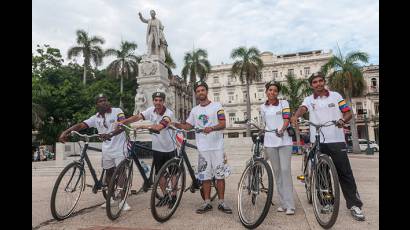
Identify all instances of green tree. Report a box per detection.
[280,74,312,153]
[67,29,105,86]
[230,46,264,136]
[321,46,369,154]
[165,49,176,77]
[104,41,140,108]
[181,48,211,105]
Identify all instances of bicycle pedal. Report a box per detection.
[131,189,137,195]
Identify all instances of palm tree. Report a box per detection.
[165,49,176,77]
[230,46,264,136]
[67,29,105,86]
[321,46,369,154]
[280,74,312,154]
[104,41,140,108]
[181,48,211,105]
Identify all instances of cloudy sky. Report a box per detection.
[32,0,379,75]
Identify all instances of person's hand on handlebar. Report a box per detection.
[335,119,347,128]
[203,127,213,134]
[290,116,298,127]
[99,133,112,142]
[58,131,69,143]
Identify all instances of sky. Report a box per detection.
[32,0,379,75]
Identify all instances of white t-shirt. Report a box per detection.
[83,107,127,157]
[301,91,351,143]
[260,100,293,147]
[141,106,176,153]
[186,102,225,151]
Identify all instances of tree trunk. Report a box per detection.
[246,80,251,137]
[345,92,360,154]
[119,75,124,108]
[83,65,87,86]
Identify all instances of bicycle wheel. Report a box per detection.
[150,159,186,223]
[304,156,313,204]
[106,159,133,220]
[50,162,85,220]
[238,158,273,229]
[200,178,218,201]
[312,154,340,229]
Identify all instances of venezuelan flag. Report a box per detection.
[217,109,226,120]
[282,108,291,119]
[338,100,351,113]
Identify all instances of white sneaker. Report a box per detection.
[120,200,131,211]
[101,198,114,208]
[350,206,365,221]
[277,207,285,212]
[285,209,295,215]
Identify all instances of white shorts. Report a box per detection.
[102,154,125,169]
[197,149,225,181]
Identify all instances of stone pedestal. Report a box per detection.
[134,55,174,115]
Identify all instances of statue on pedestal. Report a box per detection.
[138,10,167,61]
[134,89,147,114]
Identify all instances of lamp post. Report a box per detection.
[363,110,374,155]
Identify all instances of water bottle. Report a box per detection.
[140,160,151,178]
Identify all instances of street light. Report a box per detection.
[363,110,374,155]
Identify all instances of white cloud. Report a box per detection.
[32,0,379,74]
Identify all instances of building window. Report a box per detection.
[304,67,310,76]
[258,88,264,101]
[356,102,363,114]
[371,78,377,87]
[243,112,247,119]
[288,69,294,76]
[228,92,234,103]
[374,102,379,115]
[214,93,220,102]
[272,71,278,80]
[213,77,219,83]
[243,91,247,102]
[229,113,236,124]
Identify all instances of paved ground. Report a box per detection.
[32,138,379,229]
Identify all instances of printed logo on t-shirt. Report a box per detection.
[311,103,316,110]
[328,103,335,108]
[198,114,209,126]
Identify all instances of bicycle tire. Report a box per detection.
[150,159,186,223]
[106,159,133,220]
[312,154,340,229]
[305,158,313,204]
[50,162,85,220]
[237,158,273,229]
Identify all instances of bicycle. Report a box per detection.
[50,131,107,220]
[105,124,160,220]
[296,120,341,229]
[150,124,219,223]
[235,119,274,229]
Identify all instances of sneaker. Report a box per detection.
[119,200,131,211]
[196,202,213,214]
[320,204,333,214]
[156,194,170,207]
[168,195,177,209]
[277,207,285,212]
[217,202,232,214]
[101,198,114,208]
[350,206,365,221]
[285,209,295,215]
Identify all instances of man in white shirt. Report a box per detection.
[58,94,131,211]
[291,72,364,221]
[173,81,232,214]
[120,91,177,208]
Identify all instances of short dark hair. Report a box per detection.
[152,91,166,100]
[265,80,281,92]
[308,72,325,85]
[194,81,209,91]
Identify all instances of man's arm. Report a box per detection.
[58,122,88,143]
[335,110,353,128]
[173,121,194,131]
[121,113,144,126]
[204,119,226,134]
[290,106,308,126]
[138,12,148,23]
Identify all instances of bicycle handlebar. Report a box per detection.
[168,124,203,134]
[234,119,275,133]
[70,131,100,139]
[117,123,160,134]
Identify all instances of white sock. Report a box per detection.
[205,199,211,204]
[219,199,224,205]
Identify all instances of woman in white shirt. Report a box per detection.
[260,81,295,215]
